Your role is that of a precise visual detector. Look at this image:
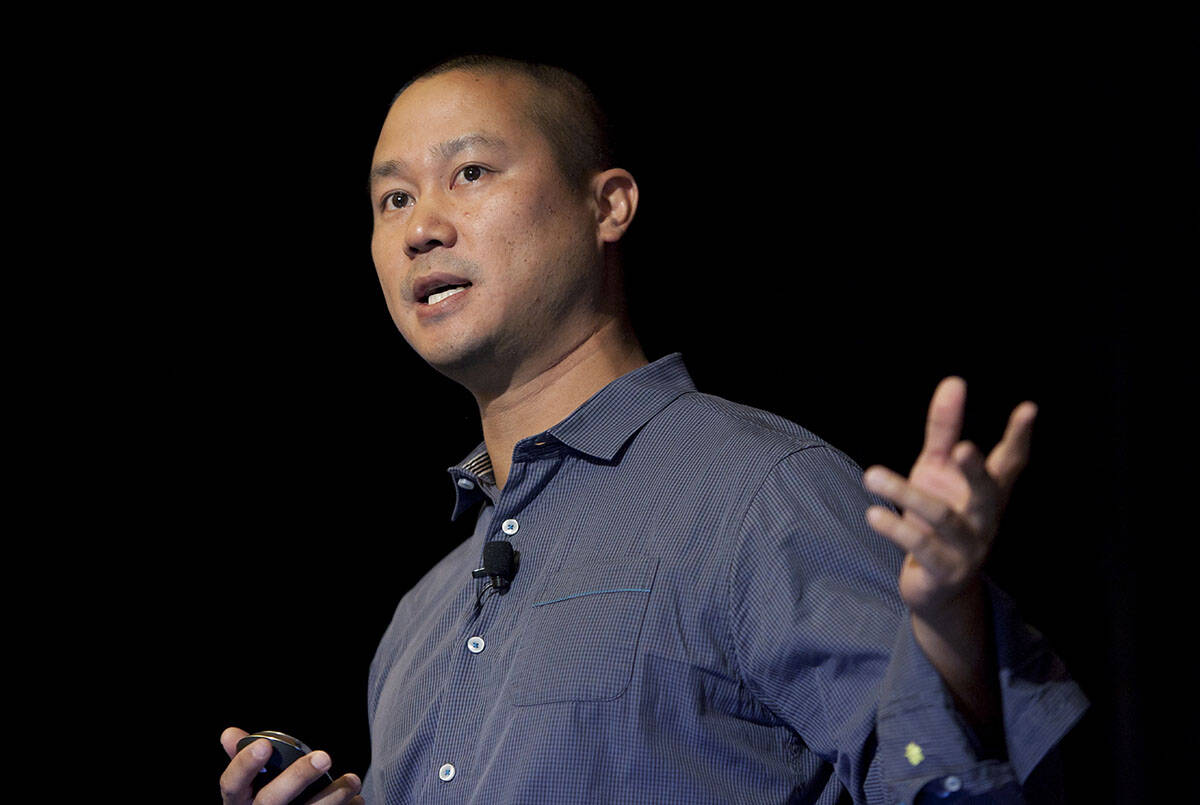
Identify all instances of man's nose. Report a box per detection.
[405,196,458,257]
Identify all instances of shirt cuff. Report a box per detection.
[875,578,1089,803]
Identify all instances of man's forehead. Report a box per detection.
[373,71,541,164]
[387,69,535,127]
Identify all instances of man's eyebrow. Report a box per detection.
[368,132,508,192]
[434,132,508,161]
[368,159,409,190]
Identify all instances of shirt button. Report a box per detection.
[438,763,455,781]
[501,518,519,535]
[467,636,485,654]
[943,776,962,793]
[457,478,475,490]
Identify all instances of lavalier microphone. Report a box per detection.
[472,539,519,611]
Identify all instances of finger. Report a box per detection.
[303,774,364,804]
[221,727,250,761]
[255,750,335,805]
[863,466,966,541]
[953,441,1005,531]
[985,401,1037,492]
[922,376,967,460]
[866,505,956,578]
[952,440,992,490]
[219,737,271,805]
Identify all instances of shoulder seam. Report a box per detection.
[680,391,829,450]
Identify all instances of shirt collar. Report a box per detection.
[542,352,696,461]
[445,353,697,519]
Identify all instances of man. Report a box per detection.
[220,55,1087,803]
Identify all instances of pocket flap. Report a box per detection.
[531,557,659,608]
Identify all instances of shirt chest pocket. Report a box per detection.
[509,556,659,706]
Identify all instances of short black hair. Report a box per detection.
[394,55,615,192]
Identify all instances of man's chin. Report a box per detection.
[410,338,505,391]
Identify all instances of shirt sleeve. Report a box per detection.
[726,446,1088,804]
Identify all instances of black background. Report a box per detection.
[39,12,1191,803]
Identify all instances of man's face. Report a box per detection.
[370,70,607,390]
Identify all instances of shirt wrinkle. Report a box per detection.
[723,445,829,734]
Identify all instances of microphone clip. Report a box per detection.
[472,540,520,612]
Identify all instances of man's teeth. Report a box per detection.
[427,286,467,305]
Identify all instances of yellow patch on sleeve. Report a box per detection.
[904,742,925,766]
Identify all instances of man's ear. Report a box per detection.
[593,169,639,243]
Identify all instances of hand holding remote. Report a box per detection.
[219,727,362,804]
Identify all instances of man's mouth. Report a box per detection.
[423,283,472,305]
[413,272,474,306]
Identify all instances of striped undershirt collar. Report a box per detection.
[460,449,494,481]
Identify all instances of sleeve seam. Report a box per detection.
[723,443,846,739]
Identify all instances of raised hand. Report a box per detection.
[862,376,1036,618]
[859,377,1037,733]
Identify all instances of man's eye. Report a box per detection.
[456,165,486,183]
[384,191,412,211]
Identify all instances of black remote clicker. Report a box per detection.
[235,730,335,801]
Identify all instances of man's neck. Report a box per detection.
[475,320,647,489]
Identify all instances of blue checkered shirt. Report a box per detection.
[364,354,1087,803]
